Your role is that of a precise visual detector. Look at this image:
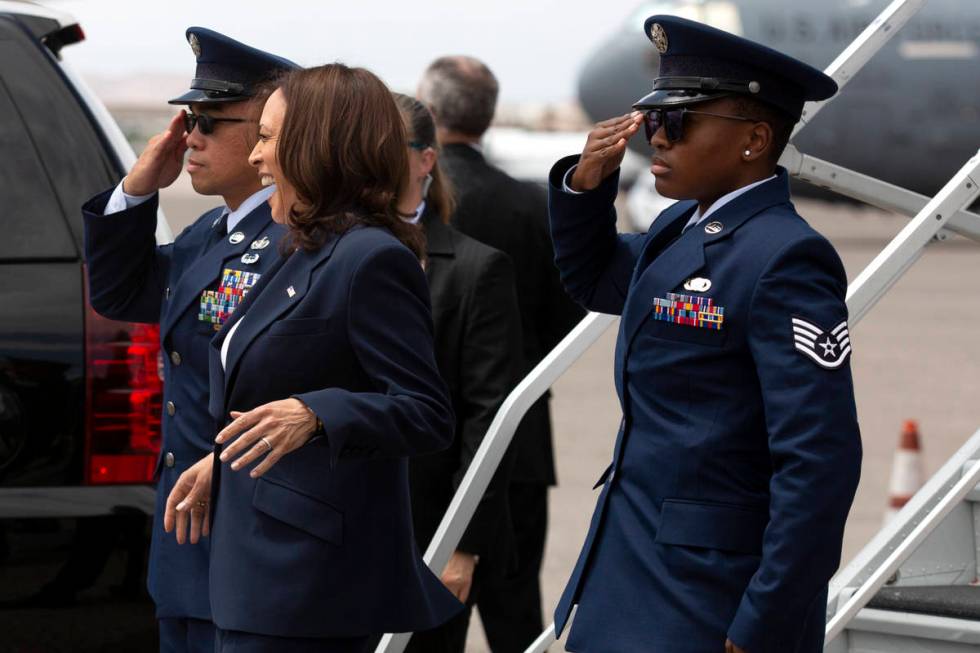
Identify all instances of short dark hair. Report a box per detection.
[276,64,424,259]
[732,95,795,166]
[418,56,498,138]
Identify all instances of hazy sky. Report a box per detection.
[42,0,651,103]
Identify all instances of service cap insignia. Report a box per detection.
[650,23,669,54]
[189,33,202,58]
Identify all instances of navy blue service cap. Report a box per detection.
[169,27,299,105]
[632,15,838,120]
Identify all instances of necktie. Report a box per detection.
[681,213,701,234]
[206,210,229,250]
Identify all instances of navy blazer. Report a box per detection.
[207,225,461,638]
[82,188,283,620]
[548,157,862,653]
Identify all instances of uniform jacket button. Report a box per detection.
[170,351,182,366]
[166,401,176,416]
[164,452,175,468]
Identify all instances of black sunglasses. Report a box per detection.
[641,108,758,143]
[183,112,252,136]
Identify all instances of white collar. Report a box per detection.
[224,185,276,233]
[687,174,777,227]
[401,200,425,225]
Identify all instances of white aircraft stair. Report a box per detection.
[826,428,980,652]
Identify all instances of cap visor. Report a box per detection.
[167,89,245,105]
[632,89,731,109]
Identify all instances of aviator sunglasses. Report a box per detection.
[183,111,253,136]
[641,107,759,143]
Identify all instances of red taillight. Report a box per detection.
[42,23,86,56]
[83,272,163,485]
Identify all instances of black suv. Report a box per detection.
[0,3,167,649]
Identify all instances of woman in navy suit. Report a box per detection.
[165,63,461,652]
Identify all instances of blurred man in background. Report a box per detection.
[419,56,586,653]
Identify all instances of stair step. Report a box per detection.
[869,585,980,620]
[846,607,980,650]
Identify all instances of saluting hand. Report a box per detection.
[163,453,213,545]
[725,638,748,653]
[122,111,189,196]
[215,398,319,478]
[569,111,643,192]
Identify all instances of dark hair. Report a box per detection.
[417,56,498,138]
[732,95,795,166]
[393,93,456,224]
[275,64,425,259]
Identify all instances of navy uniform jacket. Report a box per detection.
[548,156,862,653]
[82,188,284,620]
[207,226,462,638]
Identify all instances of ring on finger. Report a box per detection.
[260,437,272,452]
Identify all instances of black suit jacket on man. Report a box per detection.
[409,210,522,567]
[441,144,585,484]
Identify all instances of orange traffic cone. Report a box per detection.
[884,420,925,523]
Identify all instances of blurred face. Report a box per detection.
[184,101,263,206]
[397,118,436,214]
[647,97,755,205]
[248,89,294,224]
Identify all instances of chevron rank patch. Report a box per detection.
[653,292,725,330]
[792,315,851,369]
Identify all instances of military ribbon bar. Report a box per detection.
[652,292,725,330]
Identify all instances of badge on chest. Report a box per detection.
[652,292,725,330]
[199,268,262,331]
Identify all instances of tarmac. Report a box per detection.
[157,176,980,652]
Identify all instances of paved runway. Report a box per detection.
[159,179,980,652]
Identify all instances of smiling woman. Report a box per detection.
[166,62,461,652]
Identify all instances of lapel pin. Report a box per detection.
[229,231,245,244]
[211,215,222,228]
[704,221,723,235]
[287,286,296,298]
[683,277,712,292]
[250,236,271,250]
[241,252,260,265]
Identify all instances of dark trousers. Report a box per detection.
[476,483,548,653]
[213,628,374,653]
[160,617,216,653]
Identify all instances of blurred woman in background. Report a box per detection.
[394,93,522,653]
